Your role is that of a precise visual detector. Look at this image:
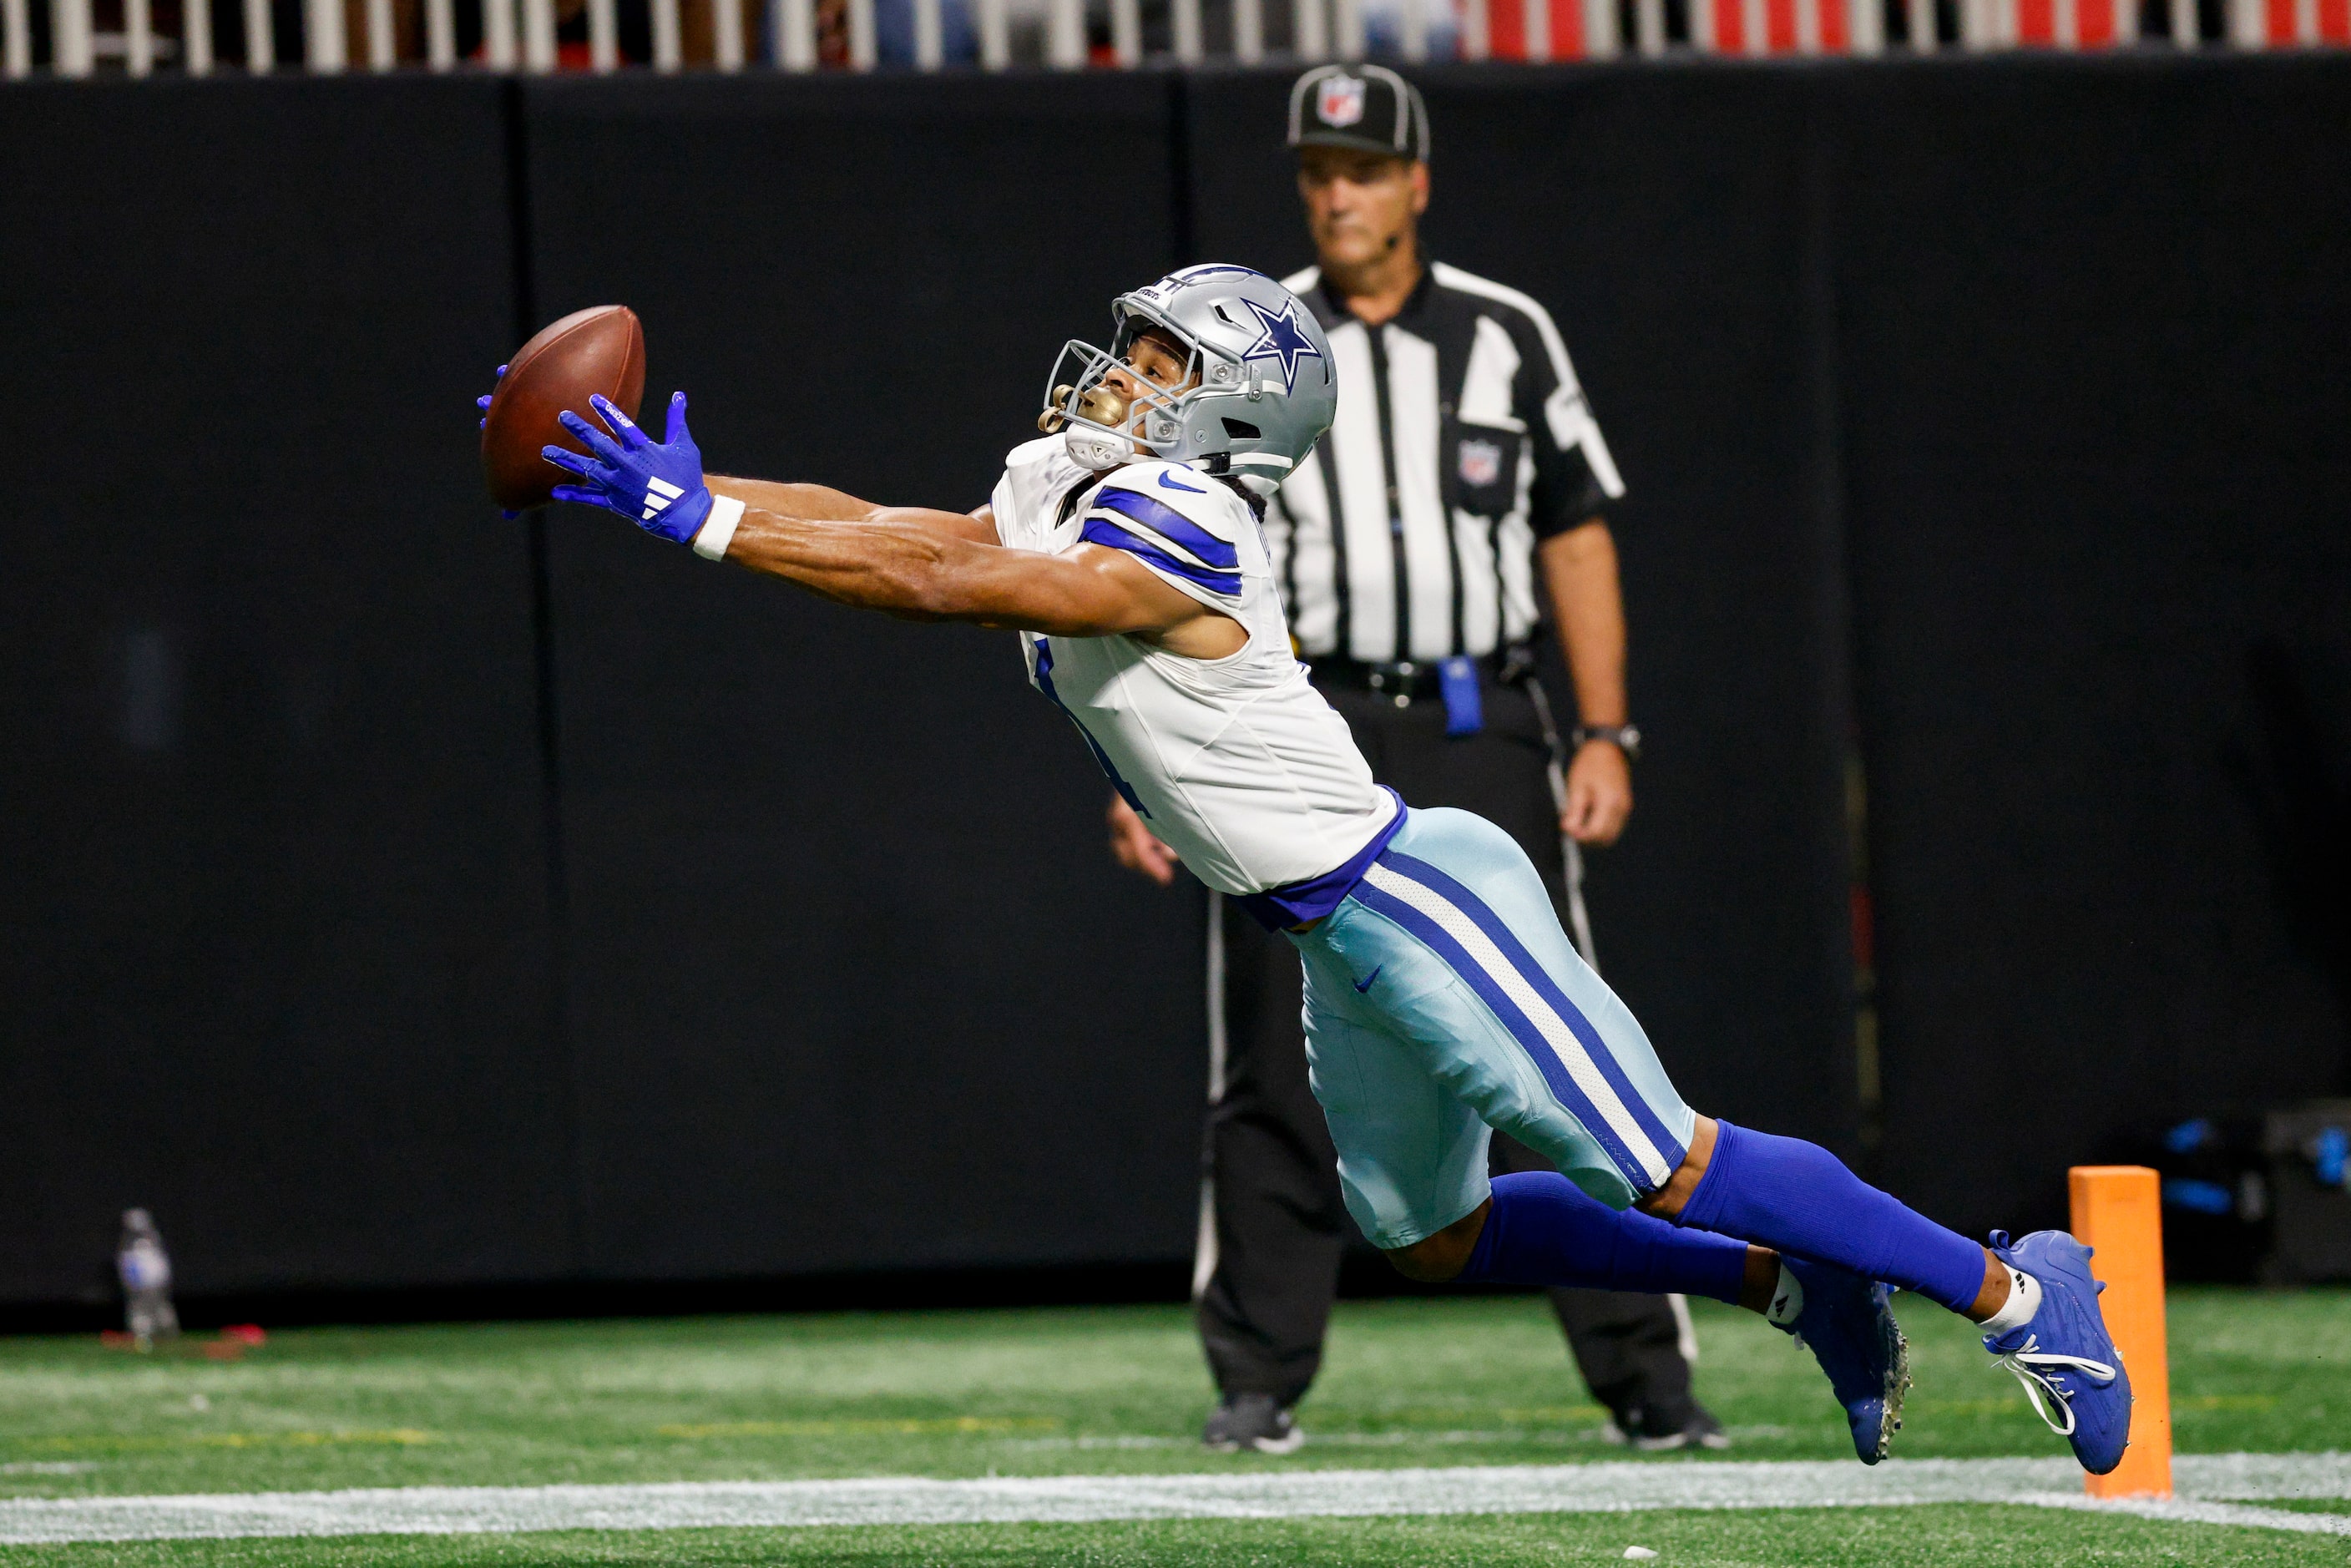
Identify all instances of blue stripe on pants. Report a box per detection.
[1375,849,1691,1177]
[1350,873,1657,1193]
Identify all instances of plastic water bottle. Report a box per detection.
[117,1209,179,1349]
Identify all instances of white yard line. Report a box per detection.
[0,1453,2343,1545]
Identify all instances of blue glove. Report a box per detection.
[474,364,507,430]
[476,365,521,519]
[543,392,715,546]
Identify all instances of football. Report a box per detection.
[480,305,646,510]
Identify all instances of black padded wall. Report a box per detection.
[1186,65,1863,1151]
[5,58,2348,1309]
[0,78,568,1304]
[1833,55,2351,1234]
[518,74,1205,1279]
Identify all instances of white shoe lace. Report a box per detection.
[1991,1333,2118,1436]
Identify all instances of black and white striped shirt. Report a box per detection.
[1265,261,1625,663]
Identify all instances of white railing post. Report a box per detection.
[1332,0,1363,53]
[1109,0,1139,58]
[1172,0,1201,57]
[1740,0,1764,49]
[1904,0,1930,43]
[241,0,273,65]
[124,0,153,70]
[1524,0,1550,57]
[49,0,92,71]
[1848,0,1882,49]
[522,0,554,68]
[975,0,1006,63]
[1458,0,1486,53]
[847,0,874,64]
[587,0,615,64]
[2226,0,2261,41]
[484,0,518,64]
[914,0,943,63]
[1292,0,1328,56]
[1233,0,1262,57]
[647,0,678,65]
[776,0,814,64]
[306,0,346,67]
[2167,0,2194,42]
[365,0,393,64]
[714,0,744,64]
[3,0,28,75]
[425,0,453,63]
[1586,0,1620,54]
[1398,0,1426,57]
[1797,0,1820,48]
[1045,0,1080,63]
[1636,0,1665,49]
[185,0,215,70]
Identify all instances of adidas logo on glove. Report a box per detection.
[642,476,685,521]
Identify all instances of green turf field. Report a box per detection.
[2,1287,2345,1564]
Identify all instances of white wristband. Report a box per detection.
[692,494,745,560]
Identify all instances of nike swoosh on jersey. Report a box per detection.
[1352,964,1383,994]
[1157,470,1207,493]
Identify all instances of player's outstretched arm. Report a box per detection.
[540,392,1232,649]
[700,474,1002,546]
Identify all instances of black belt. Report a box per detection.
[1308,645,1536,702]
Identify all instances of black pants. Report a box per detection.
[1196,676,1696,1420]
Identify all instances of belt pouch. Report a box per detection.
[1438,655,1484,737]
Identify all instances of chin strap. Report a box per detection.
[1991,1334,2119,1436]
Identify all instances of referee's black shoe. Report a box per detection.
[1604,1399,1730,1452]
[1202,1393,1305,1454]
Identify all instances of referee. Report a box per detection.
[1110,65,1723,1455]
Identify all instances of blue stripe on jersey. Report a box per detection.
[1078,516,1243,598]
[1032,637,1149,817]
[1094,487,1241,570]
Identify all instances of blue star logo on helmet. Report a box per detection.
[1241,297,1324,396]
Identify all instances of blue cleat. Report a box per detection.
[1772,1255,1910,1464]
[1983,1230,2133,1475]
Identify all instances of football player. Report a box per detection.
[528,265,2131,1474]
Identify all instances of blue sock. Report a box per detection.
[1457,1171,1752,1305]
[1675,1120,1985,1313]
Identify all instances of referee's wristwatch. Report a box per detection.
[1571,723,1642,761]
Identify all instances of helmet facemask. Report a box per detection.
[1039,311,1230,472]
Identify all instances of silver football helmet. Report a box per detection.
[1039,265,1336,496]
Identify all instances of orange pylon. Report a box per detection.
[2068,1165,2172,1498]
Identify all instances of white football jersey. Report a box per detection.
[989,437,1399,913]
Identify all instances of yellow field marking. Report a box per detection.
[656,1417,1060,1439]
[13,1431,433,1454]
[1336,1405,1607,1427]
[1918,1391,2273,1419]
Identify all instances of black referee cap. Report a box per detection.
[1287,64,1430,164]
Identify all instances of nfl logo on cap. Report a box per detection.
[1290,63,1431,165]
[1317,74,1366,129]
